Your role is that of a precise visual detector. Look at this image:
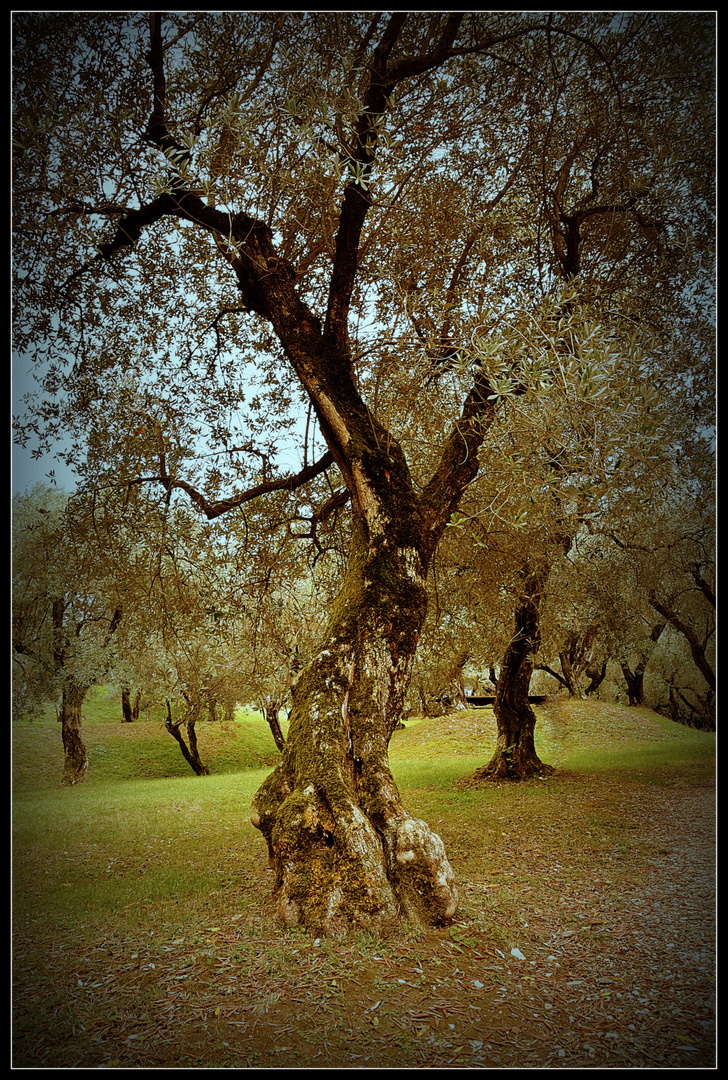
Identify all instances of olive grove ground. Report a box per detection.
[12,698,715,1069]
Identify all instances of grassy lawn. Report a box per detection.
[12,695,715,1069]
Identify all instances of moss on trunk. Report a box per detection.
[250,520,458,937]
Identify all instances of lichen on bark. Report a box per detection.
[250,517,458,938]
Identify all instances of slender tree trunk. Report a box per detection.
[53,598,90,785]
[60,680,90,785]
[165,701,210,776]
[466,559,554,782]
[186,716,208,773]
[450,648,469,707]
[621,662,645,706]
[52,598,121,783]
[261,699,286,753]
[121,686,141,723]
[558,633,586,699]
[620,622,666,706]
[251,520,458,938]
[584,657,608,696]
[554,625,601,698]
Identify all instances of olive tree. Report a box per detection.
[12,486,124,784]
[13,12,714,934]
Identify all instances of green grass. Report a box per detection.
[12,693,714,943]
[389,698,715,782]
[12,696,289,939]
[11,693,716,1069]
[13,768,266,933]
[12,689,284,789]
[529,698,716,774]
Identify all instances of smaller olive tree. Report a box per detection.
[12,486,124,784]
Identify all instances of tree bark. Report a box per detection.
[621,662,646,706]
[449,648,470,708]
[103,10,494,937]
[243,302,493,935]
[251,519,459,938]
[261,699,286,753]
[649,594,715,693]
[665,682,715,731]
[121,686,141,723]
[465,559,554,782]
[60,680,89,785]
[53,596,119,785]
[165,701,210,776]
[584,657,608,696]
[620,622,666,706]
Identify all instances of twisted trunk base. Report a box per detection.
[468,696,553,782]
[253,770,457,937]
[250,531,458,938]
[464,558,554,784]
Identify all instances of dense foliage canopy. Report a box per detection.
[12,11,715,932]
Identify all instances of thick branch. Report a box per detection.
[418,372,496,561]
[648,594,715,691]
[691,563,716,608]
[534,662,570,690]
[130,448,337,522]
[59,14,319,341]
[323,13,408,348]
[144,12,190,160]
[387,14,465,82]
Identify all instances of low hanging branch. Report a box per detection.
[172,452,338,521]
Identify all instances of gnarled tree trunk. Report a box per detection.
[251,520,458,938]
[466,558,554,782]
[83,11,495,935]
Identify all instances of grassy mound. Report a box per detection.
[12,687,285,789]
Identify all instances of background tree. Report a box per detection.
[606,470,715,729]
[238,565,334,751]
[12,486,123,784]
[13,13,715,934]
